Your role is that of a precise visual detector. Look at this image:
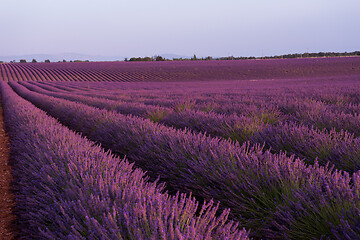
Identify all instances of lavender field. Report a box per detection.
[1,58,360,239]
[1,57,360,82]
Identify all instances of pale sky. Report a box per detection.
[1,0,359,58]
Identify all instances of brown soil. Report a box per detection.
[0,99,16,240]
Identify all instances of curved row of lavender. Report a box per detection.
[9,81,360,239]
[49,77,360,135]
[1,57,360,82]
[32,73,360,124]
[32,79,360,134]
[23,79,353,125]
[20,81,360,173]
[38,76,360,137]
[0,82,246,239]
[37,78,360,131]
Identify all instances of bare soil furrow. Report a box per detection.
[0,98,16,240]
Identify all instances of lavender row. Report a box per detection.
[37,81,106,92]
[277,98,360,135]
[11,81,360,239]
[21,81,172,121]
[21,81,360,173]
[44,76,360,108]
[44,79,360,123]
[42,80,360,136]
[41,81,279,116]
[1,82,245,239]
[5,57,360,82]
[22,81,284,130]
[107,89,360,134]
[118,92,360,137]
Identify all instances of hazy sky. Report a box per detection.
[1,0,359,58]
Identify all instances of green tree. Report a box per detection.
[155,55,165,61]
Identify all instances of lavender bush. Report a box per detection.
[20,81,360,173]
[10,81,360,239]
[1,82,246,239]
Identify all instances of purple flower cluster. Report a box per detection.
[9,81,360,239]
[1,82,246,239]
[19,81,360,173]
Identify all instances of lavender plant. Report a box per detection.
[1,82,246,239]
[20,81,360,173]
[10,81,360,239]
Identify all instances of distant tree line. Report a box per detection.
[127,51,360,62]
[17,59,47,63]
[126,55,166,62]
[2,51,359,63]
[173,54,213,61]
[126,54,214,62]
[217,51,360,60]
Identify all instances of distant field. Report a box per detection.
[1,57,360,239]
[1,57,360,82]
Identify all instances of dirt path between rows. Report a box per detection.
[0,99,16,240]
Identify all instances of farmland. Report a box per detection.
[1,57,360,82]
[1,57,360,239]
